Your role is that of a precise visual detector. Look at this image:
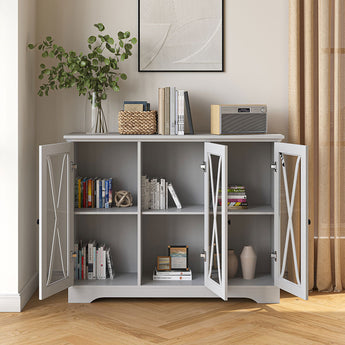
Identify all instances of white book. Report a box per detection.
[168,183,182,209]
[155,181,160,210]
[165,182,168,209]
[153,275,192,281]
[177,89,185,135]
[96,179,100,208]
[151,179,157,209]
[93,244,97,279]
[160,179,165,210]
[170,87,176,135]
[155,269,192,276]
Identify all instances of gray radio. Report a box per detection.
[211,104,267,135]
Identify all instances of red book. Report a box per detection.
[82,179,87,208]
[88,179,92,208]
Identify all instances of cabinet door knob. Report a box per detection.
[200,162,206,172]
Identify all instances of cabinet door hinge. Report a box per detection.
[71,162,77,170]
[270,251,277,262]
[200,251,206,262]
[270,162,277,172]
[200,162,206,173]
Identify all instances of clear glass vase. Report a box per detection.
[85,92,109,134]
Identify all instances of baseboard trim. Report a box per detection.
[0,273,38,312]
[20,273,38,311]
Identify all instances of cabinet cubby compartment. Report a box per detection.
[220,142,274,213]
[75,215,138,286]
[142,142,204,211]
[227,216,274,284]
[75,142,138,209]
[141,215,204,286]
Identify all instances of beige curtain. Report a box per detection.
[289,0,345,291]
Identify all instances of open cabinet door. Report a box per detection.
[39,142,74,300]
[274,143,308,300]
[204,142,228,300]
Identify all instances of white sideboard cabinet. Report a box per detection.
[39,134,308,303]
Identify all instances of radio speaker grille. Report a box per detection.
[221,113,267,134]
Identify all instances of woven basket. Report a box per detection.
[118,110,157,135]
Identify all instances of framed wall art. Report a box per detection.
[138,0,224,72]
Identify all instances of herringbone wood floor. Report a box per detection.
[1,290,345,345]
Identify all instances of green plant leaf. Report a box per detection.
[124,31,130,38]
[118,31,125,39]
[40,64,46,69]
[121,53,126,61]
[88,35,97,44]
[104,58,110,65]
[80,61,87,67]
[119,40,124,48]
[42,51,48,58]
[46,36,52,42]
[28,43,35,49]
[106,36,114,45]
[120,73,127,80]
[130,37,137,44]
[95,23,105,32]
[92,59,98,65]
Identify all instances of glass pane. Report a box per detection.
[208,153,223,285]
[46,153,69,285]
[279,153,302,285]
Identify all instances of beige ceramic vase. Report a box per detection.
[228,249,238,279]
[240,245,257,280]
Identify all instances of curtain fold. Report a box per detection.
[289,0,345,291]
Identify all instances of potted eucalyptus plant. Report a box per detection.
[29,23,137,133]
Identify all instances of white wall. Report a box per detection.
[36,0,289,144]
[18,0,37,295]
[0,0,37,312]
[0,0,19,295]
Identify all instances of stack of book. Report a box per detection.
[218,185,248,209]
[153,268,192,281]
[141,175,182,210]
[74,241,114,281]
[158,87,194,135]
[75,177,113,209]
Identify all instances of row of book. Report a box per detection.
[158,87,194,135]
[75,177,113,208]
[218,185,248,209]
[141,176,182,210]
[74,241,114,280]
[153,268,192,281]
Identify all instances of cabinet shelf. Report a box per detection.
[229,274,274,286]
[74,273,137,286]
[74,207,138,215]
[142,205,204,215]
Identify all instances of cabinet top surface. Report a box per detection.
[64,133,284,143]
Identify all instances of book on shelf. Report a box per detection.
[184,91,194,135]
[75,176,115,209]
[123,101,150,111]
[168,183,182,209]
[154,268,192,276]
[164,87,170,135]
[157,86,193,135]
[218,185,248,209]
[141,176,182,210]
[74,241,115,280]
[153,268,192,280]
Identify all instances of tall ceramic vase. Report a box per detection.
[240,246,257,280]
[228,250,238,279]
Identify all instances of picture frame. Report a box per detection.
[168,245,189,270]
[157,256,171,271]
[138,0,224,72]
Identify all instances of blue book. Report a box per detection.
[105,179,110,208]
